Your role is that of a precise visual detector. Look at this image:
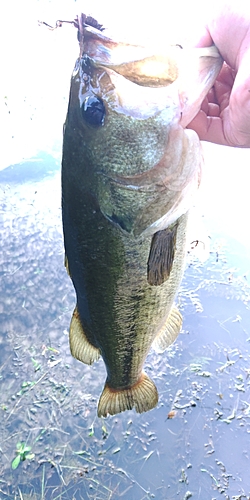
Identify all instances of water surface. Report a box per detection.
[1,1,250,498]
[0,151,250,500]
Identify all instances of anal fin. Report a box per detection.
[64,254,71,277]
[97,372,158,417]
[69,306,100,365]
[153,305,182,353]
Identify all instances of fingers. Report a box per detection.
[225,51,250,147]
[187,59,250,147]
[186,4,250,147]
[187,112,229,146]
[199,97,220,117]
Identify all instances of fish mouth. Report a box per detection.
[76,17,223,124]
[77,20,183,88]
[78,23,181,88]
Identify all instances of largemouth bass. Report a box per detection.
[62,14,222,417]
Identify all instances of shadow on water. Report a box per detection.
[0,158,250,500]
[0,153,60,184]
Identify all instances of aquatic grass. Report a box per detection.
[101,423,108,439]
[129,449,155,467]
[11,428,49,472]
[41,464,45,500]
[37,457,132,500]
[6,371,49,422]
[11,441,35,470]
[1,329,248,499]
[201,468,219,487]
[47,346,60,353]
[31,357,41,372]
[89,421,95,437]
[16,380,36,396]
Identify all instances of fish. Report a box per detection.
[62,14,223,417]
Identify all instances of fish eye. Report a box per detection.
[81,96,105,127]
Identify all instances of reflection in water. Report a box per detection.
[0,165,250,499]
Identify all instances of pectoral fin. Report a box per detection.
[153,306,182,353]
[97,372,158,417]
[69,306,100,365]
[147,224,177,286]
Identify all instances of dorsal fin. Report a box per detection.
[147,223,177,286]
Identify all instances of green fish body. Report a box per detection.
[62,16,222,417]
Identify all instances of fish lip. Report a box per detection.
[76,16,181,87]
[76,14,223,119]
[77,21,117,60]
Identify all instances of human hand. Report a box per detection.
[187,1,250,147]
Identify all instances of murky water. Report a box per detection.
[1,1,250,498]
[0,151,250,500]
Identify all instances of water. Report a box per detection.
[0,151,250,500]
[1,2,250,498]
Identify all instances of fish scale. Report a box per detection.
[62,14,223,417]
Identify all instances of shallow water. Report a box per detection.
[0,151,250,500]
[1,2,250,498]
